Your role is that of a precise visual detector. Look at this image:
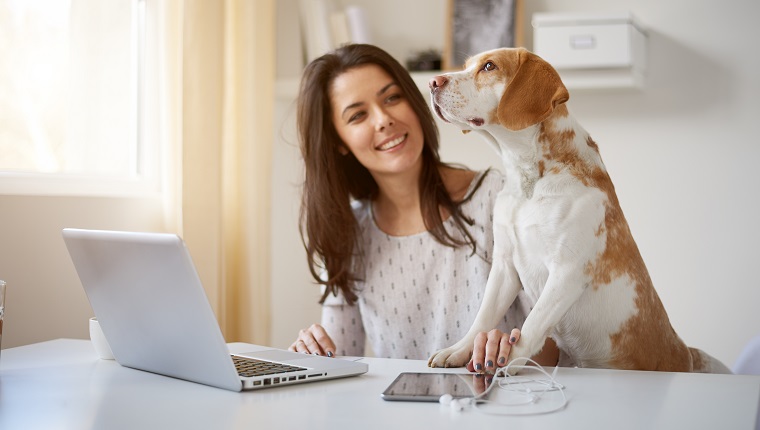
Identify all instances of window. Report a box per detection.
[0,0,159,196]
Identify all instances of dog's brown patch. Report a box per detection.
[586,136,600,153]
[538,110,589,184]
[608,285,694,371]
[594,171,695,370]
[595,222,605,238]
[587,172,693,370]
[587,160,693,370]
[589,160,693,370]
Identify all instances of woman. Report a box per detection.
[289,44,559,373]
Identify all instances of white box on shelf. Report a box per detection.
[532,12,647,89]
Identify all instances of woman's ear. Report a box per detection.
[338,144,349,156]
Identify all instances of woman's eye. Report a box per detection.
[385,93,402,103]
[348,111,366,123]
[482,61,497,72]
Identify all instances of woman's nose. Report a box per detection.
[374,108,394,131]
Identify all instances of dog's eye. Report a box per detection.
[482,61,497,72]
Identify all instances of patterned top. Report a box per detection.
[321,170,532,359]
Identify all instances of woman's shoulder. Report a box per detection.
[464,168,505,201]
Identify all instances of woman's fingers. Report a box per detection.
[509,328,521,345]
[299,326,324,356]
[499,328,521,367]
[469,331,489,372]
[483,329,501,373]
[288,324,336,357]
[308,324,337,357]
[288,329,315,353]
[470,328,522,374]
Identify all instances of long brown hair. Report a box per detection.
[297,44,480,305]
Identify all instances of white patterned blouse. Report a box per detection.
[321,169,534,359]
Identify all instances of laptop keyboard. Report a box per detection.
[232,356,307,378]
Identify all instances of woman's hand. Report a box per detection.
[467,328,521,374]
[288,324,336,357]
[467,329,561,374]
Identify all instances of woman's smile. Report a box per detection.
[377,133,407,151]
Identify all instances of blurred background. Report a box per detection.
[1,0,758,369]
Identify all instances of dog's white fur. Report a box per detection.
[428,48,729,373]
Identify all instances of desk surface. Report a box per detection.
[1,339,758,430]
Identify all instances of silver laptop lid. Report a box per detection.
[63,228,245,391]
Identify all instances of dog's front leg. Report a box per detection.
[428,255,522,368]
[505,267,588,372]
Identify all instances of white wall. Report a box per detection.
[0,195,164,348]
[271,0,760,367]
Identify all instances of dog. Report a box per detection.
[427,47,729,373]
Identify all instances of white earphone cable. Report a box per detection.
[454,357,569,415]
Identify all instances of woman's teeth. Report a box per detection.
[378,134,406,151]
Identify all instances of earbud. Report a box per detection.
[440,394,474,411]
[450,398,474,412]
[450,399,465,412]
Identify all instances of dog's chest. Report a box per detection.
[493,174,608,293]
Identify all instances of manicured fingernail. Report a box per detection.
[498,357,506,365]
[510,336,516,343]
[327,351,334,357]
[486,360,494,368]
[313,352,320,356]
[475,363,483,371]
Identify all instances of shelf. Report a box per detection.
[557,68,645,90]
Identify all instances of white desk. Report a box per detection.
[1,339,758,430]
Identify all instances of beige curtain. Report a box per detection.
[159,0,275,344]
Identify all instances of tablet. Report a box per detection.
[381,372,492,402]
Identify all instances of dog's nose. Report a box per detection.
[429,75,448,90]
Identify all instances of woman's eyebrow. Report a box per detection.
[376,82,397,96]
[340,82,399,118]
[341,101,364,118]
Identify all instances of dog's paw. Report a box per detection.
[428,346,471,368]
[502,356,528,375]
[503,340,537,374]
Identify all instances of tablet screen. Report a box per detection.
[381,372,492,402]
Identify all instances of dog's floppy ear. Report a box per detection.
[497,50,569,131]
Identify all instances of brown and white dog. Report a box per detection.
[427,47,729,373]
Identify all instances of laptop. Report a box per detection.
[62,228,367,392]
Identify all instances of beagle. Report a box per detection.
[427,47,729,373]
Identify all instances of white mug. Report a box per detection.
[89,317,115,360]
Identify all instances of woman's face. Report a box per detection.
[329,64,424,180]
